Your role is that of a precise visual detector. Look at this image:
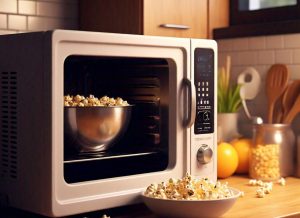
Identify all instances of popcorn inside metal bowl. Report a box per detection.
[64,94,132,153]
[64,94,129,107]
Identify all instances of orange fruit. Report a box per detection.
[217,142,239,179]
[231,138,252,174]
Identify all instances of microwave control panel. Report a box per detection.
[194,48,214,134]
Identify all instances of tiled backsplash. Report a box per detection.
[0,0,78,34]
[218,34,300,137]
[1,1,299,137]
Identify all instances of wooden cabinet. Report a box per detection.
[143,0,207,38]
[208,0,229,38]
[80,0,228,39]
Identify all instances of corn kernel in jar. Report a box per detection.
[249,143,280,181]
[251,124,295,181]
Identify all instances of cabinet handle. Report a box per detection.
[159,24,190,30]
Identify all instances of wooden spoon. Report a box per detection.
[281,80,300,121]
[273,95,284,123]
[266,64,289,123]
[283,94,300,124]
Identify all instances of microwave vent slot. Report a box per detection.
[1,72,18,180]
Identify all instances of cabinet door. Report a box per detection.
[208,0,229,38]
[143,0,208,38]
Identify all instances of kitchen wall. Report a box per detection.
[218,34,300,137]
[1,0,298,136]
[0,0,78,34]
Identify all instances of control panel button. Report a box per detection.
[197,144,213,164]
[203,111,210,121]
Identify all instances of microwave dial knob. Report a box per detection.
[197,144,213,164]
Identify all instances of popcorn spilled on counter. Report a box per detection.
[277,177,286,186]
[144,173,236,200]
[240,191,245,197]
[248,178,286,198]
[256,188,266,198]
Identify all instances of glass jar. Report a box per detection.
[250,124,295,181]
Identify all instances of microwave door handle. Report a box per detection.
[184,78,196,127]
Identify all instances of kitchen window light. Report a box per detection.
[230,0,300,25]
[213,0,300,39]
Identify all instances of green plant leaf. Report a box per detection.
[231,85,242,112]
[217,70,242,113]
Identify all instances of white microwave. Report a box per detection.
[0,30,217,217]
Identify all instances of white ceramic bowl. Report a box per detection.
[141,187,241,218]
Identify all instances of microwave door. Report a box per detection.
[190,39,217,181]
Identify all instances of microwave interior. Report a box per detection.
[63,55,173,183]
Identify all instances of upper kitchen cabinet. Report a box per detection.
[208,0,229,38]
[143,0,207,38]
[80,0,228,39]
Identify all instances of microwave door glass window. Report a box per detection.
[239,0,297,11]
[63,56,171,183]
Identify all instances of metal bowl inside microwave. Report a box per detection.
[64,106,132,153]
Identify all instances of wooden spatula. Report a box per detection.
[266,64,289,123]
[282,80,300,121]
[283,94,300,124]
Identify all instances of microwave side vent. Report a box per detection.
[1,72,18,180]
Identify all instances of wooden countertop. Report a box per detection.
[221,176,300,218]
[1,176,300,218]
[135,175,300,218]
[103,175,300,218]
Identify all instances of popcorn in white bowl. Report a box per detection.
[142,173,241,218]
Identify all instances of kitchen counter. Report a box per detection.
[136,175,300,218]
[1,176,300,218]
[221,176,300,218]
